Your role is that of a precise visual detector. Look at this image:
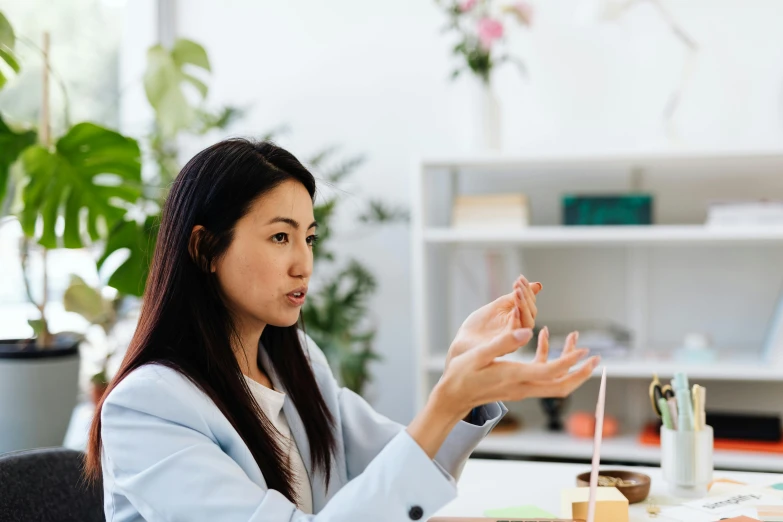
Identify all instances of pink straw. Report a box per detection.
[587,366,607,522]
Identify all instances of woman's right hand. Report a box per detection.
[407,326,599,458]
[433,327,599,420]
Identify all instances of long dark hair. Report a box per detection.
[85,139,337,504]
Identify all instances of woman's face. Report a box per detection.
[214,179,316,331]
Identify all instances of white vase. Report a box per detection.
[470,78,502,152]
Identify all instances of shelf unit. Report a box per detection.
[423,225,783,246]
[412,149,783,471]
[476,429,783,472]
[425,353,783,382]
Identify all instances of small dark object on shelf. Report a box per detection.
[540,397,568,431]
[563,194,653,226]
[707,411,782,442]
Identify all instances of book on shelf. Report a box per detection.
[451,193,530,229]
[706,200,783,226]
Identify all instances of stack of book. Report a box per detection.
[451,193,530,229]
[706,201,783,226]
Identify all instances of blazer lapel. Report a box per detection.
[258,345,328,512]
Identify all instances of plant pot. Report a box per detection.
[0,337,81,454]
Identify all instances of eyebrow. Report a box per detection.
[266,217,318,230]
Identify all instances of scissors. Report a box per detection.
[649,373,674,417]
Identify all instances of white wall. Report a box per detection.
[170,0,783,423]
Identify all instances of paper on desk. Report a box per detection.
[658,505,758,521]
[684,492,783,517]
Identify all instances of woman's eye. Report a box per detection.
[307,234,319,247]
[272,233,288,243]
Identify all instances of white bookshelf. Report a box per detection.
[423,225,783,246]
[478,429,783,472]
[425,354,783,382]
[411,149,783,472]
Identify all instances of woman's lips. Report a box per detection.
[286,291,306,306]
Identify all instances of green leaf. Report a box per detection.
[194,106,242,134]
[0,115,36,209]
[0,11,17,87]
[144,39,211,137]
[0,11,15,53]
[28,319,43,336]
[63,275,110,325]
[323,155,365,184]
[340,345,380,394]
[0,47,19,73]
[308,147,338,168]
[182,72,208,98]
[312,199,336,261]
[358,200,409,224]
[301,258,380,394]
[171,39,211,71]
[19,123,141,248]
[97,215,159,296]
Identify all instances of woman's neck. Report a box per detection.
[234,320,273,388]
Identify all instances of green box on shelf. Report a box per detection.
[563,194,653,226]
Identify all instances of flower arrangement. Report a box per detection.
[437,0,533,85]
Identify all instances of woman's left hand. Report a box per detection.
[445,274,542,371]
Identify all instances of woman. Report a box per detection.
[86,139,599,522]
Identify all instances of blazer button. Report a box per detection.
[408,506,423,520]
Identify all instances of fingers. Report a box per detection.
[495,347,590,381]
[513,284,535,327]
[474,328,532,365]
[562,331,579,357]
[516,273,543,295]
[534,326,549,363]
[513,276,539,324]
[521,283,538,318]
[524,356,600,398]
[495,356,600,402]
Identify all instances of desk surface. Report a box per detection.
[437,459,783,521]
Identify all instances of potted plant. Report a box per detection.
[435,0,532,150]
[0,14,142,453]
[61,275,127,405]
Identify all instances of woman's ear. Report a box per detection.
[189,225,216,273]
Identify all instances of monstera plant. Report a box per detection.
[0,10,144,453]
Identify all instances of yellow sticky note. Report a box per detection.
[561,486,629,522]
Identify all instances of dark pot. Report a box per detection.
[0,336,80,359]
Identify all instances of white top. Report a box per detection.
[243,375,313,514]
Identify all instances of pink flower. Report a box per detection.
[459,0,477,12]
[477,18,504,50]
[507,2,534,26]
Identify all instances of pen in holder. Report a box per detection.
[660,425,713,497]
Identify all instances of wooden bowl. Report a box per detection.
[576,470,651,504]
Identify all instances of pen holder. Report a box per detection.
[660,425,713,497]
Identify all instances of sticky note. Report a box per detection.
[483,505,557,518]
[561,486,629,522]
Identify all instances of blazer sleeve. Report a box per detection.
[301,335,508,482]
[101,368,458,522]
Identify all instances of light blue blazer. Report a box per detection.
[100,332,507,521]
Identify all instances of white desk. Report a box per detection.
[436,459,783,521]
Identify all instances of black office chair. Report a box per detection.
[0,447,103,522]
